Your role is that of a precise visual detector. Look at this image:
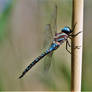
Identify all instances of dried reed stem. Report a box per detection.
[71,0,84,91]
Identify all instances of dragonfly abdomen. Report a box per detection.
[19,52,48,79]
[19,43,59,79]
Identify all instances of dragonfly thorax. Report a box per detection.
[54,32,68,46]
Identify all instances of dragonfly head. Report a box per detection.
[61,27,72,34]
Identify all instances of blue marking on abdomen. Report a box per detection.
[19,43,59,79]
[48,43,59,51]
[35,58,39,61]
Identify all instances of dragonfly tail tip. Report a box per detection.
[18,74,23,79]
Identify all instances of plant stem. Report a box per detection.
[71,0,84,91]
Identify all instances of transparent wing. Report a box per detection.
[43,24,53,50]
[43,52,53,72]
[43,24,54,72]
[51,5,57,36]
[43,5,58,72]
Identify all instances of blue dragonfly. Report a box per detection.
[19,5,81,79]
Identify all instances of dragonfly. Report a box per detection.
[19,5,81,79]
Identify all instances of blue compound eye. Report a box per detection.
[61,27,71,34]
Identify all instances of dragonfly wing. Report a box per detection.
[51,5,57,36]
[43,5,58,72]
[43,24,54,72]
[43,52,53,72]
[43,24,53,50]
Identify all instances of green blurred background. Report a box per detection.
[0,0,91,91]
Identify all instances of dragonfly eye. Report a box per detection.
[61,27,71,34]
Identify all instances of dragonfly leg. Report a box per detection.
[69,31,82,38]
[66,40,71,54]
[67,39,71,47]
[68,36,72,40]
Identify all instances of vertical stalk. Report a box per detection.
[71,0,84,92]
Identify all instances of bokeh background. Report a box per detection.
[0,0,91,91]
